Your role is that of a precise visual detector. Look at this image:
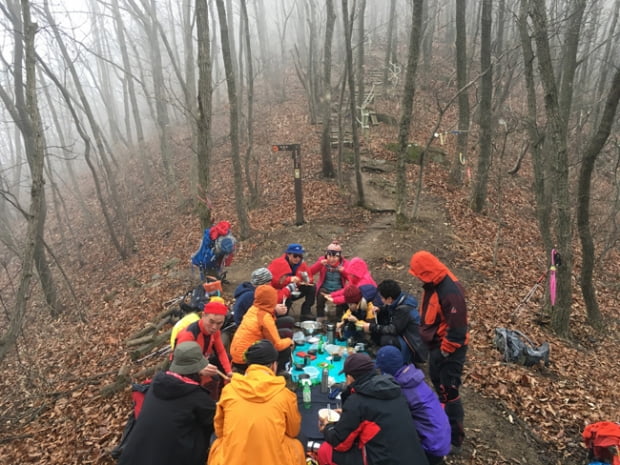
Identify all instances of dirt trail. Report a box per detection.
[223,163,548,464]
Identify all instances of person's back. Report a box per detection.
[232,281,255,325]
[118,342,215,465]
[376,345,450,464]
[208,340,305,465]
[320,353,429,465]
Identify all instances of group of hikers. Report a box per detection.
[116,240,469,465]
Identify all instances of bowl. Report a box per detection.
[318,408,340,423]
[324,344,341,356]
[303,366,320,381]
[300,321,323,336]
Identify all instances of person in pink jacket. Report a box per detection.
[310,241,349,322]
[325,257,382,308]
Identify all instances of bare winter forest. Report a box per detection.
[0,1,619,464]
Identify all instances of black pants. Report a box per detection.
[429,345,467,447]
[286,284,316,319]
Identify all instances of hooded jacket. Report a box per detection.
[232,281,255,325]
[323,372,429,465]
[230,285,292,364]
[330,258,381,306]
[409,251,469,353]
[368,292,428,364]
[208,364,305,465]
[118,371,215,465]
[394,364,451,457]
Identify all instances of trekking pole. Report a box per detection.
[136,345,171,363]
[510,272,546,323]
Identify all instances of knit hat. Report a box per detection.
[343,285,362,304]
[209,296,226,305]
[285,243,305,255]
[244,339,278,366]
[203,301,228,315]
[170,341,209,375]
[326,241,342,252]
[340,353,375,378]
[251,267,273,286]
[375,345,404,376]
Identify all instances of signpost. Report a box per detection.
[271,144,304,225]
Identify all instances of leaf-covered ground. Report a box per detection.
[0,72,618,465]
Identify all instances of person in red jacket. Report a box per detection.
[309,241,349,322]
[409,251,469,454]
[268,243,316,321]
[175,300,233,399]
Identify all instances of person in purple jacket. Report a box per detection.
[375,345,451,465]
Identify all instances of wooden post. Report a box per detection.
[271,144,304,225]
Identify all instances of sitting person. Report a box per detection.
[309,241,349,322]
[335,285,376,344]
[232,267,295,338]
[175,300,233,399]
[118,342,216,465]
[358,279,428,364]
[375,345,451,465]
[325,257,382,308]
[208,340,305,465]
[230,284,293,373]
[268,243,316,321]
[317,353,429,465]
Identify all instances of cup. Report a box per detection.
[318,408,340,423]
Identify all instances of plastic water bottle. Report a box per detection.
[302,379,312,408]
[318,336,324,354]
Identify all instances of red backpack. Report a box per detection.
[583,421,620,465]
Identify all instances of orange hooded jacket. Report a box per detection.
[409,251,469,354]
[230,285,293,364]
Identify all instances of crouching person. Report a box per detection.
[208,340,305,465]
[118,342,215,465]
[317,353,429,465]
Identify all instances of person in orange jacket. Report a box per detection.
[230,285,292,373]
[208,340,305,465]
[408,251,469,453]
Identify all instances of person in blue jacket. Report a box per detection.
[375,345,451,464]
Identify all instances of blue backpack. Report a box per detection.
[191,226,236,280]
[191,227,216,275]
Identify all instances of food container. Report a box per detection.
[318,408,340,423]
[303,366,320,382]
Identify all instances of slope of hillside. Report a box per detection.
[0,73,618,465]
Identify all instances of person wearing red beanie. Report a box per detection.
[175,300,233,400]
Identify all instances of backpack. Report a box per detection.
[110,382,151,460]
[191,222,236,280]
[583,421,620,465]
[179,278,223,315]
[493,327,550,367]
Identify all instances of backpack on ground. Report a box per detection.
[179,277,223,315]
[583,421,620,465]
[493,327,550,367]
[110,381,151,460]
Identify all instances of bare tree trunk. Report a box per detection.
[240,0,259,206]
[395,0,423,223]
[215,0,251,238]
[383,0,397,97]
[529,0,585,336]
[470,0,492,213]
[577,68,620,328]
[0,0,51,358]
[196,0,212,230]
[320,0,336,178]
[342,0,364,207]
[450,0,470,186]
